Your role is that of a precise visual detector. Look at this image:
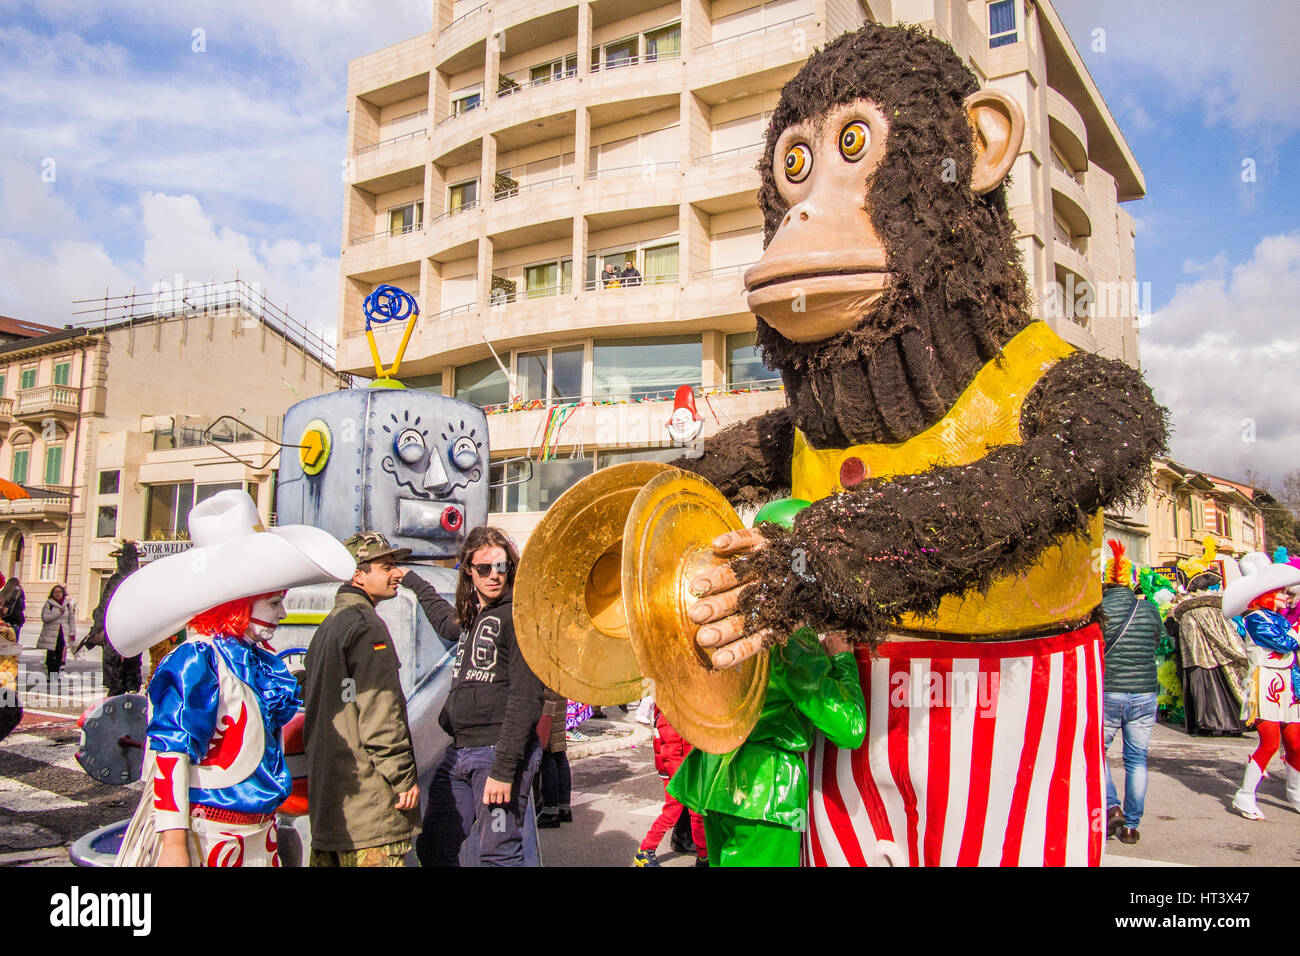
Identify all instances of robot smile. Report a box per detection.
[397,497,466,538]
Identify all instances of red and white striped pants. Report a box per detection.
[806,625,1105,867]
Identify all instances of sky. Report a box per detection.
[0,0,1296,486]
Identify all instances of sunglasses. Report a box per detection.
[468,560,511,577]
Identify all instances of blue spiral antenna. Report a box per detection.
[362,284,421,380]
[363,283,419,331]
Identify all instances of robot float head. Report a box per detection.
[277,285,490,560]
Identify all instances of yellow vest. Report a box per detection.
[790,321,1102,639]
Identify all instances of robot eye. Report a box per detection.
[395,428,426,464]
[783,143,812,183]
[450,435,479,471]
[839,121,869,160]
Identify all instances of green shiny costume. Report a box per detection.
[667,626,866,866]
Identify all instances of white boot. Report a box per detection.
[1286,764,1300,814]
[1231,759,1266,821]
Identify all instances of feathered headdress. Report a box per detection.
[1178,535,1218,578]
[1103,539,1135,587]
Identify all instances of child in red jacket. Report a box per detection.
[634,707,708,866]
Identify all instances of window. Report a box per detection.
[593,335,702,401]
[96,505,118,539]
[455,356,511,408]
[448,179,478,213]
[43,445,63,486]
[726,331,779,387]
[600,36,638,70]
[98,470,121,495]
[0,375,7,396]
[989,0,1018,47]
[516,344,584,404]
[388,201,423,236]
[38,543,56,580]
[523,258,572,299]
[196,482,243,504]
[11,448,29,485]
[20,367,36,390]
[145,482,196,539]
[452,88,481,115]
[644,24,681,62]
[643,243,679,283]
[529,53,578,84]
[53,362,70,386]
[491,455,594,513]
[403,373,443,392]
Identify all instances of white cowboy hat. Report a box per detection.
[106,490,354,656]
[1221,551,1300,621]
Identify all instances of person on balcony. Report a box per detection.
[621,260,642,287]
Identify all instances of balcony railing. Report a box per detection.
[583,273,677,291]
[694,142,764,165]
[436,100,481,129]
[15,385,80,418]
[497,68,579,98]
[430,200,480,225]
[693,262,757,280]
[349,222,425,246]
[1050,150,1084,186]
[355,112,428,155]
[489,284,572,306]
[429,302,478,322]
[439,2,485,35]
[591,49,682,72]
[0,397,12,419]
[493,175,573,201]
[586,161,680,180]
[699,14,815,53]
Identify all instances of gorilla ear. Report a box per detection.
[964,88,1025,195]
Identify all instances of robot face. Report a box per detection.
[277,389,490,560]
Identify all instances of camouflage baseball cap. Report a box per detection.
[343,531,412,566]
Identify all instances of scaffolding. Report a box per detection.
[69,278,344,379]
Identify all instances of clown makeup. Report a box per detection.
[248,591,289,643]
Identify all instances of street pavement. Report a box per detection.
[3,667,1299,866]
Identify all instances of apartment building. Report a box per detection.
[0,282,347,617]
[338,0,1146,543]
[1105,458,1266,570]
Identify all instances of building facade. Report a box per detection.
[1104,458,1266,570]
[338,0,1145,544]
[0,282,347,621]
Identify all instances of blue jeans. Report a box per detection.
[1103,692,1158,828]
[416,740,541,867]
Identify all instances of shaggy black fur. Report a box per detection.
[671,23,1170,646]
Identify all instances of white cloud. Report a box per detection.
[1054,0,1300,131]
[1142,232,1300,486]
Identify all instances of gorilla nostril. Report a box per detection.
[799,211,809,222]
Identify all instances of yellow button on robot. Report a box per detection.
[299,419,331,475]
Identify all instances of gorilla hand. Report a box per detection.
[687,529,774,668]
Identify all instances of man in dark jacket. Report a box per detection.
[303,531,421,866]
[79,542,141,695]
[1101,581,1164,844]
[412,526,544,867]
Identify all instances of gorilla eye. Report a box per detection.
[783,143,812,182]
[839,121,869,160]
[449,435,479,471]
[395,428,426,464]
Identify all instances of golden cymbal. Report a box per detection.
[623,469,769,754]
[514,461,675,706]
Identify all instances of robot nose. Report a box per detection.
[423,453,452,494]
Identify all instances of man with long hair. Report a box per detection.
[411,526,545,866]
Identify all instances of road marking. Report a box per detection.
[0,775,87,812]
[4,734,84,772]
[1102,852,1189,867]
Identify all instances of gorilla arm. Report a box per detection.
[671,405,795,505]
[693,350,1169,661]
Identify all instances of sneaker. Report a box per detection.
[558,808,573,823]
[566,730,589,742]
[1116,826,1140,845]
[694,856,710,867]
[633,849,660,867]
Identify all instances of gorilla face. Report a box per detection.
[277,389,490,560]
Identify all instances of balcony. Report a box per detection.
[0,397,12,433]
[688,14,819,103]
[350,222,425,247]
[0,485,71,522]
[15,385,81,423]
